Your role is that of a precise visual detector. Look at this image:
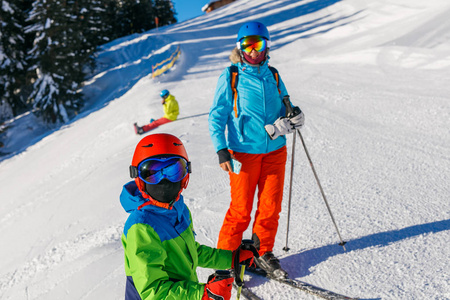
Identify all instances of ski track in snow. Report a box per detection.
[1,0,450,299]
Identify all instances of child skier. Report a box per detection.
[120,133,256,299]
[134,90,179,135]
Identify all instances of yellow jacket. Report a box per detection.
[163,94,179,121]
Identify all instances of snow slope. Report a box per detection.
[1,0,449,299]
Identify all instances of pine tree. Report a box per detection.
[78,0,110,55]
[2,0,177,124]
[131,0,155,33]
[154,0,177,26]
[25,0,97,124]
[113,0,176,39]
[0,0,28,117]
[26,0,68,123]
[101,0,121,41]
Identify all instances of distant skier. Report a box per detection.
[134,89,179,134]
[120,133,256,299]
[208,21,305,279]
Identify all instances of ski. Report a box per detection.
[268,276,358,300]
[247,267,358,300]
[233,283,263,300]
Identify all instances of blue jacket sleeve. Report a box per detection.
[208,68,233,152]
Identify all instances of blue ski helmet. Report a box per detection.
[160,89,169,98]
[237,21,270,42]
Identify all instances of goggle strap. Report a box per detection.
[187,161,192,174]
[130,165,139,178]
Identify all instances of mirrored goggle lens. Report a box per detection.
[240,36,267,53]
[138,157,188,184]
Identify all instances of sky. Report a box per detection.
[0,0,449,299]
[172,0,208,22]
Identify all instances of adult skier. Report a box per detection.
[208,21,305,279]
[134,89,179,134]
[120,133,256,299]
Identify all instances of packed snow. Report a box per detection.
[1,0,449,299]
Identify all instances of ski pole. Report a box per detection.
[236,265,246,300]
[233,240,260,299]
[296,128,347,250]
[282,96,347,251]
[283,108,296,252]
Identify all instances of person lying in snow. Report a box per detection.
[120,133,257,300]
[134,89,179,135]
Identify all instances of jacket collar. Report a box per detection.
[239,58,269,75]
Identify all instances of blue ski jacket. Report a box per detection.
[209,59,290,154]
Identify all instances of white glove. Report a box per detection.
[289,107,305,129]
[265,117,293,140]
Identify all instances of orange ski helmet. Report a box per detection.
[130,133,190,195]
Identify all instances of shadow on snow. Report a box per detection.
[282,218,450,278]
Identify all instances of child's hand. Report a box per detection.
[231,241,259,268]
[202,272,233,300]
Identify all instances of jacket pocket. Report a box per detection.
[241,114,265,143]
[232,115,245,143]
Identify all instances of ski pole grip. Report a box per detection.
[234,239,259,287]
[282,95,294,117]
[241,239,260,258]
[233,246,243,287]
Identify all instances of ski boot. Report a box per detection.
[134,123,144,135]
[254,252,288,279]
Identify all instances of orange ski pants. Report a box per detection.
[217,146,287,254]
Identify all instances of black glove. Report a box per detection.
[217,148,231,164]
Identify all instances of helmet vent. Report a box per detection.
[173,142,182,146]
[143,143,154,148]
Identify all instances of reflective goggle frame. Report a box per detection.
[236,36,270,54]
[129,156,191,185]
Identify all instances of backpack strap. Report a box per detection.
[229,65,280,118]
[268,66,281,94]
[229,65,239,118]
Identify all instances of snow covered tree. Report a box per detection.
[25,0,98,123]
[130,0,156,33]
[77,0,110,55]
[116,0,155,36]
[113,0,176,38]
[102,0,119,40]
[26,0,71,123]
[0,0,29,117]
[2,0,177,124]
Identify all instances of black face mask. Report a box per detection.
[145,179,182,204]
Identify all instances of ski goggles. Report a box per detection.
[133,157,190,185]
[237,36,268,54]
